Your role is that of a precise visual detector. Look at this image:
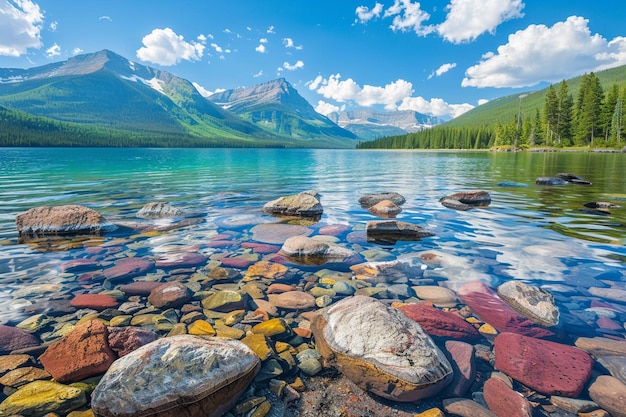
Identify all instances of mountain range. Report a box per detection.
[327,110,441,140]
[0,49,437,148]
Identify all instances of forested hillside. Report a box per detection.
[360,67,626,150]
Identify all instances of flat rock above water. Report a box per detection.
[15,205,117,238]
[358,192,406,208]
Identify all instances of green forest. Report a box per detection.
[358,72,626,150]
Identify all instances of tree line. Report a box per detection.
[358,72,625,150]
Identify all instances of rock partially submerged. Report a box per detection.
[556,173,592,185]
[137,202,184,218]
[311,295,453,402]
[368,200,402,218]
[280,235,354,264]
[366,220,434,243]
[91,335,260,417]
[358,192,406,208]
[497,281,559,327]
[440,190,491,211]
[263,190,323,217]
[15,205,116,238]
[535,177,569,186]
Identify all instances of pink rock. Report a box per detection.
[205,240,235,248]
[494,332,593,397]
[458,281,554,338]
[108,327,158,357]
[0,324,40,354]
[40,320,117,383]
[147,282,191,309]
[155,252,207,268]
[119,281,164,296]
[597,317,623,330]
[267,284,296,294]
[70,293,118,310]
[104,257,154,282]
[443,341,476,397]
[78,271,105,282]
[398,303,480,340]
[268,291,316,310]
[220,256,255,268]
[484,377,533,417]
[241,242,281,254]
[60,258,100,273]
[319,225,350,236]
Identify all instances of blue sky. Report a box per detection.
[1,1,625,119]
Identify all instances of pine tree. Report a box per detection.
[575,72,604,146]
[602,84,620,142]
[544,85,558,145]
[556,80,574,145]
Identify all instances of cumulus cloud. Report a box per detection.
[309,73,474,118]
[45,42,60,58]
[49,21,57,31]
[384,0,432,35]
[282,37,303,50]
[428,62,457,79]
[253,70,263,78]
[192,82,225,98]
[0,0,44,56]
[282,60,304,71]
[315,100,344,116]
[136,27,204,66]
[355,2,384,24]
[255,44,266,53]
[462,16,626,88]
[267,25,275,34]
[437,0,524,44]
[72,47,83,55]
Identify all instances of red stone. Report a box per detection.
[494,332,593,397]
[60,258,100,273]
[147,282,191,309]
[104,257,154,282]
[70,293,118,309]
[220,256,255,268]
[597,317,623,330]
[443,340,476,397]
[78,271,105,282]
[398,302,480,340]
[458,281,554,338]
[319,225,350,236]
[241,242,281,254]
[155,252,208,268]
[484,377,533,417]
[0,324,40,354]
[267,283,296,294]
[39,320,117,383]
[120,281,164,296]
[108,327,158,357]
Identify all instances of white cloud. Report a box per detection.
[315,100,343,116]
[310,73,473,118]
[210,43,223,53]
[192,82,225,98]
[267,25,275,34]
[478,99,490,106]
[399,96,474,118]
[99,15,112,22]
[136,27,204,66]
[72,47,83,55]
[253,70,263,78]
[282,37,302,49]
[282,60,304,71]
[462,16,626,88]
[260,38,268,44]
[437,0,524,44]
[355,3,384,24]
[383,0,433,35]
[0,0,44,57]
[45,42,60,58]
[49,21,57,31]
[255,44,266,53]
[428,62,457,79]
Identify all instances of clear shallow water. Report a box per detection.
[0,147,625,334]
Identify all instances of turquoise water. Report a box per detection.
[0,147,625,330]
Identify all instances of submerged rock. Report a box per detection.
[137,202,184,218]
[263,190,323,217]
[588,375,626,417]
[311,295,453,402]
[366,220,434,243]
[15,205,117,238]
[358,192,406,208]
[497,281,559,327]
[91,335,260,417]
[0,324,40,354]
[535,177,569,185]
[556,173,592,185]
[397,303,480,341]
[0,380,86,416]
[280,235,354,264]
[440,190,491,210]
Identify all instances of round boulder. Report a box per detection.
[367,200,402,218]
[497,281,559,327]
[358,192,406,208]
[15,205,116,238]
[91,335,260,417]
[263,190,323,217]
[311,295,453,402]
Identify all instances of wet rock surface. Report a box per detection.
[15,204,117,238]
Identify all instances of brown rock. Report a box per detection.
[39,320,117,383]
[368,200,402,218]
[575,336,626,356]
[366,220,434,242]
[268,291,316,310]
[263,190,323,217]
[358,192,406,208]
[107,327,158,357]
[442,190,491,206]
[119,281,164,296]
[70,293,118,310]
[443,398,498,417]
[588,375,626,417]
[15,204,116,237]
[484,377,533,417]
[0,366,51,387]
[0,324,40,354]
[494,332,593,397]
[103,257,155,282]
[0,354,33,374]
[147,282,191,309]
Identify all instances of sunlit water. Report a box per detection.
[0,148,625,338]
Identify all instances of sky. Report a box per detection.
[1,0,626,120]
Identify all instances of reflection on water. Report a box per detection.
[0,148,624,327]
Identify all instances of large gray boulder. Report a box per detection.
[263,190,322,217]
[311,295,453,402]
[280,235,354,264]
[440,190,491,210]
[15,205,116,238]
[497,281,559,327]
[91,335,260,417]
[366,220,434,242]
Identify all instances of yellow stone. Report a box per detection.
[478,323,498,335]
[77,314,103,326]
[415,408,445,417]
[319,277,336,287]
[244,260,289,281]
[290,377,306,392]
[16,314,50,332]
[274,341,296,354]
[67,410,96,417]
[130,314,160,326]
[0,380,86,416]
[234,396,266,414]
[109,315,132,327]
[278,351,296,369]
[251,400,271,417]
[252,318,291,338]
[215,325,245,340]
[466,317,481,324]
[241,334,274,361]
[167,323,188,337]
[188,320,216,336]
[222,310,245,326]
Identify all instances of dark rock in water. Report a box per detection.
[311,296,453,402]
[119,281,164,296]
[483,377,533,417]
[440,198,473,211]
[147,282,191,309]
[39,320,117,383]
[497,181,529,188]
[494,332,593,397]
[597,355,626,385]
[442,341,476,397]
[584,201,619,209]
[535,177,569,185]
[24,299,76,316]
[15,205,117,239]
[103,257,155,283]
[366,220,434,243]
[358,192,406,208]
[263,190,323,217]
[91,336,260,417]
[444,190,491,205]
[0,324,40,354]
[556,173,592,185]
[442,398,497,417]
[137,201,184,218]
